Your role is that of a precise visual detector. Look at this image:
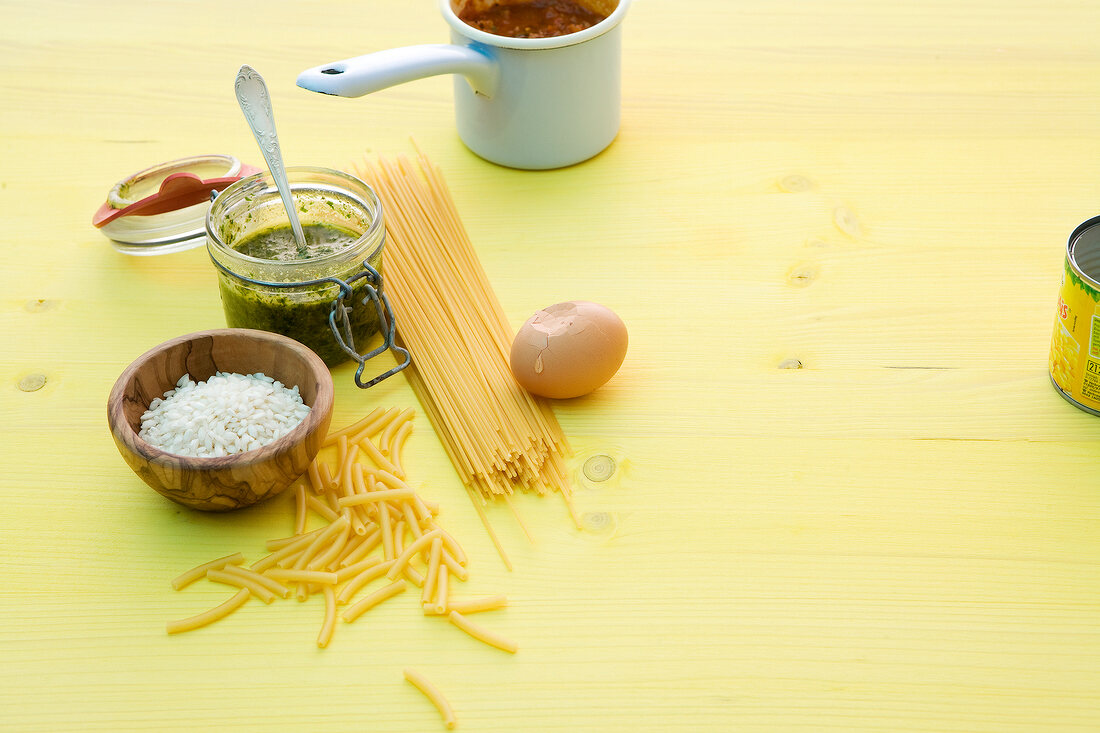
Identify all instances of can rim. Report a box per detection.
[1067,214,1100,291]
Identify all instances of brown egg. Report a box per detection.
[509,301,628,399]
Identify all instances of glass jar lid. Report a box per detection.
[93,154,260,256]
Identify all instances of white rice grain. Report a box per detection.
[139,372,311,458]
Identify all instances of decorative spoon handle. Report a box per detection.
[234,64,306,248]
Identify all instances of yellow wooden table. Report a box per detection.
[4,0,1100,730]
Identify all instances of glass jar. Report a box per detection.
[206,167,408,386]
[95,154,260,255]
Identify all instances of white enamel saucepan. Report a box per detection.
[297,0,630,170]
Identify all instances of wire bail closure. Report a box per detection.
[328,262,411,388]
[209,257,410,389]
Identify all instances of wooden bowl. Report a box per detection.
[107,328,334,511]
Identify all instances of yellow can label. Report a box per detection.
[1050,258,1100,409]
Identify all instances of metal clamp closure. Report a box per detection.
[209,257,411,389]
[328,262,411,388]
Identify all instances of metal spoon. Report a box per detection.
[234,64,306,249]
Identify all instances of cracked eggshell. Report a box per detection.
[509,301,628,399]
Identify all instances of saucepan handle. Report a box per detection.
[297,44,499,99]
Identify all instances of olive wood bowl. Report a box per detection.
[107,328,334,511]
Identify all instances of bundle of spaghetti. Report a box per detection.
[349,153,574,510]
[166,409,513,656]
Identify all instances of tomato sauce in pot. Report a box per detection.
[458,0,607,39]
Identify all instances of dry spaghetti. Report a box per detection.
[349,154,578,560]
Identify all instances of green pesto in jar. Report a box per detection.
[232,222,356,261]
[217,222,382,367]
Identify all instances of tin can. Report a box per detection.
[1050,215,1100,415]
